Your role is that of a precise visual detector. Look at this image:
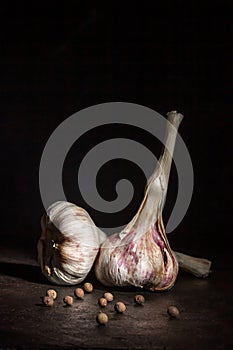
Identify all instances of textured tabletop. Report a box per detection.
[0,246,232,350]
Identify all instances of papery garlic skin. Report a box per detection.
[95,223,178,290]
[95,111,183,291]
[37,201,107,285]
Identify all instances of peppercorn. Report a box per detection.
[167,305,180,318]
[74,287,84,299]
[83,282,93,293]
[134,294,145,305]
[103,292,114,302]
[96,312,108,325]
[42,296,54,307]
[114,301,126,313]
[63,296,73,306]
[46,289,57,300]
[98,297,107,307]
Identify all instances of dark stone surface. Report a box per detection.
[0,246,232,350]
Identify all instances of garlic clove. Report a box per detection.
[37,201,107,285]
[95,111,183,291]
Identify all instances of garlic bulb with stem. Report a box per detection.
[95,111,195,291]
[37,201,106,285]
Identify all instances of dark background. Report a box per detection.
[1,1,232,257]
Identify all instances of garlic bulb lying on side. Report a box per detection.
[37,201,106,285]
[95,111,183,291]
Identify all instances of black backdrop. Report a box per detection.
[1,2,232,257]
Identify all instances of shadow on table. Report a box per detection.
[0,261,48,284]
[0,260,144,291]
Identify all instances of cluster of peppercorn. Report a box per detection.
[41,282,94,307]
[96,293,147,325]
[96,293,126,325]
[41,283,180,325]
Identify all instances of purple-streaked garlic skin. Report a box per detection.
[95,111,182,291]
[95,224,178,291]
[37,201,107,285]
